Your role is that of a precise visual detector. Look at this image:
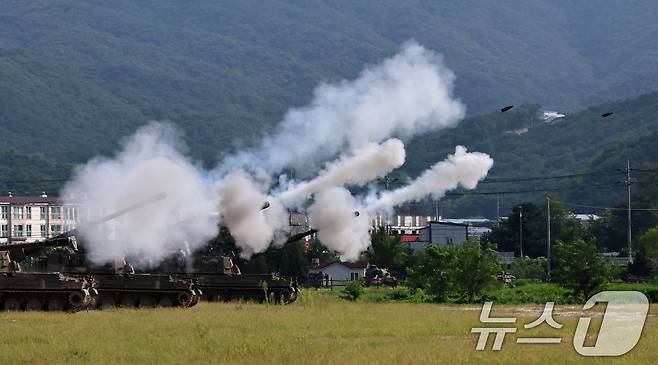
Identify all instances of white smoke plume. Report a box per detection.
[61,123,218,266]
[60,41,479,265]
[276,138,405,205]
[222,41,465,174]
[542,111,566,123]
[366,146,494,213]
[307,187,371,261]
[216,170,288,258]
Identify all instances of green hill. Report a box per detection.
[400,92,658,217]
[3,1,658,165]
[3,1,658,215]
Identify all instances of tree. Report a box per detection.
[453,241,501,302]
[364,227,408,275]
[406,240,500,302]
[489,199,585,258]
[406,245,458,302]
[277,241,308,278]
[553,239,613,299]
[588,177,658,254]
[306,239,339,263]
[630,226,658,277]
[508,257,547,281]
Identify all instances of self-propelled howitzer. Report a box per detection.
[0,240,96,312]
[150,205,316,304]
[1,194,201,310]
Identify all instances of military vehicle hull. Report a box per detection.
[0,272,95,312]
[37,249,202,309]
[177,272,298,304]
[84,273,200,309]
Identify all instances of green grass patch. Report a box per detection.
[0,296,657,364]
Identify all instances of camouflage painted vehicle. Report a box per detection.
[149,205,307,304]
[0,251,95,312]
[155,253,298,304]
[39,246,199,308]
[0,194,200,310]
[364,264,398,287]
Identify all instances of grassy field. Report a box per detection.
[0,289,655,365]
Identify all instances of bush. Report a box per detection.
[605,283,658,302]
[553,239,614,300]
[340,281,364,301]
[508,257,546,281]
[406,240,501,303]
[485,283,573,304]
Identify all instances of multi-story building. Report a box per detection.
[372,214,434,235]
[0,194,80,244]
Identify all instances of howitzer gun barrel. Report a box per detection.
[51,192,167,241]
[0,193,167,253]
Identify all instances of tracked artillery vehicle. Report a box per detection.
[0,249,95,312]
[37,244,200,309]
[0,194,200,309]
[149,203,312,304]
[154,251,298,304]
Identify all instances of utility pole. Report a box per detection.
[519,205,524,258]
[626,160,633,263]
[546,196,551,282]
[496,195,500,224]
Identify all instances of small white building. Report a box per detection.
[308,261,367,282]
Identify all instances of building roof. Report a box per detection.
[427,220,469,227]
[310,261,368,270]
[0,196,62,205]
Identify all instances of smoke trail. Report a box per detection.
[216,170,288,258]
[276,138,405,204]
[222,41,464,174]
[61,123,218,266]
[307,187,371,260]
[366,146,493,212]
[303,147,492,261]
[60,41,474,264]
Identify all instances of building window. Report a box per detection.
[40,225,47,238]
[40,206,47,220]
[13,206,24,220]
[1,206,8,219]
[64,207,77,220]
[13,225,23,237]
[350,272,359,281]
[51,224,62,235]
[51,207,61,220]
[26,224,32,237]
[26,206,32,219]
[1,225,7,237]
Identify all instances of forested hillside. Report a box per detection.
[400,91,658,217]
[3,1,658,216]
[2,1,658,164]
[4,89,658,219]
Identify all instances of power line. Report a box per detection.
[561,201,658,211]
[445,182,625,197]
[480,169,620,184]
[0,178,69,184]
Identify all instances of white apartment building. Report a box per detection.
[0,194,80,244]
[371,214,434,235]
